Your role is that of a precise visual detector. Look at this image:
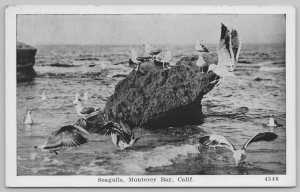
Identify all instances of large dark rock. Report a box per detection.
[103,56,219,129]
[17,41,37,82]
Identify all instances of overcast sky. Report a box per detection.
[17,14,286,45]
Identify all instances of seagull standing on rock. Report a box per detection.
[130,50,142,72]
[195,40,209,69]
[198,132,278,166]
[155,51,172,70]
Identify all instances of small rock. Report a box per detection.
[236,107,249,114]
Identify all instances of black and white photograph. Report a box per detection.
[5,5,296,187]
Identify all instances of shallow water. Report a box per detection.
[17,43,286,175]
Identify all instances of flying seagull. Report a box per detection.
[101,121,141,150]
[34,125,90,155]
[217,23,241,72]
[207,23,242,85]
[198,132,278,166]
[195,39,209,53]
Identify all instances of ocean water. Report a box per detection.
[17,43,286,175]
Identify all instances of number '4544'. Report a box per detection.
[265,177,279,181]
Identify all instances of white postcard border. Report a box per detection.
[5,5,296,187]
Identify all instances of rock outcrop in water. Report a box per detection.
[91,56,218,129]
[77,55,219,131]
[17,41,37,82]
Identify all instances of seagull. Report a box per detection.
[195,39,209,53]
[144,43,163,58]
[73,93,81,104]
[130,50,142,72]
[155,51,172,69]
[198,132,278,166]
[195,40,209,68]
[208,23,242,85]
[24,110,33,125]
[267,114,279,127]
[34,125,90,155]
[42,91,47,101]
[102,121,141,150]
[217,23,241,72]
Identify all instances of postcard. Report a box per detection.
[5,5,296,187]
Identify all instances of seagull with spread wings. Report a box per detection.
[34,125,90,155]
[101,121,141,150]
[217,23,241,72]
[208,23,242,85]
[198,132,278,166]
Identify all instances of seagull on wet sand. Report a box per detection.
[102,121,141,150]
[34,125,90,155]
[24,110,33,125]
[198,132,278,166]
